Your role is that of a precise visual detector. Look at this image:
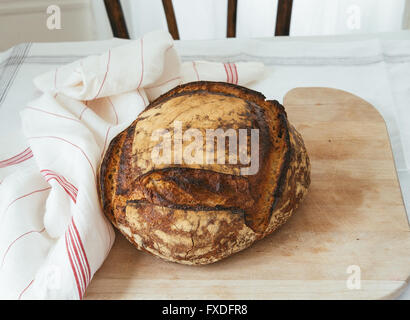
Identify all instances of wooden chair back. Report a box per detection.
[104,0,293,40]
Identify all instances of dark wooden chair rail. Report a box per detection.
[103,0,129,39]
[227,0,238,38]
[104,0,293,40]
[275,0,293,36]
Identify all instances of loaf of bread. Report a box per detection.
[98,81,310,265]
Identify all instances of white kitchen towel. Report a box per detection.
[0,30,264,299]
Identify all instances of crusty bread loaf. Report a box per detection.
[98,81,310,265]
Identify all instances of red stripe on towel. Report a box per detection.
[192,61,200,81]
[41,169,78,203]
[68,226,87,293]
[227,63,235,84]
[145,76,182,89]
[137,38,144,89]
[26,106,81,123]
[232,63,238,84]
[41,170,78,195]
[27,136,95,179]
[107,97,118,125]
[65,217,91,299]
[4,187,51,214]
[1,228,46,269]
[137,88,147,107]
[93,49,111,100]
[0,148,33,168]
[101,126,112,159]
[223,63,230,83]
[18,279,34,300]
[71,218,91,284]
[65,231,83,299]
[79,101,88,120]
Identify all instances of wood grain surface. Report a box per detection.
[85,87,410,300]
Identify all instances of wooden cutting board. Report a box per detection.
[85,87,410,300]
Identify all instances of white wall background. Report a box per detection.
[0,0,98,50]
[116,0,409,39]
[0,0,409,50]
[291,0,407,36]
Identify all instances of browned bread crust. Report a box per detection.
[98,81,310,265]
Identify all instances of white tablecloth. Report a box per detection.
[1,31,409,299]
